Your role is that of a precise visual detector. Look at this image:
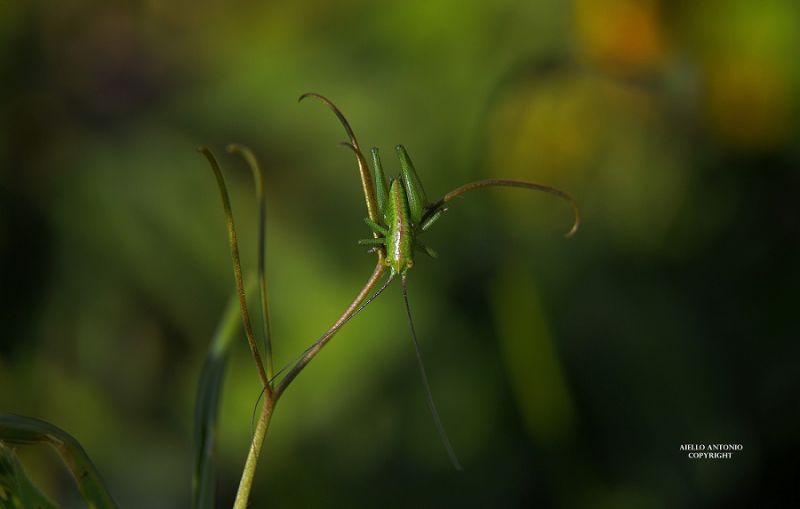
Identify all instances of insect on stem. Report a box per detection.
[401,275,462,471]
[208,95,581,509]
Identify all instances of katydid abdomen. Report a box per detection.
[387,179,414,276]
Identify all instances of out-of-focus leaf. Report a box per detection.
[490,259,576,446]
[193,278,254,509]
[0,414,117,509]
[0,442,58,509]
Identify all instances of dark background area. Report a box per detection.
[1,1,798,507]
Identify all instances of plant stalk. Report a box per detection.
[275,260,386,398]
[199,147,271,389]
[231,96,390,507]
[232,260,386,507]
[233,394,275,509]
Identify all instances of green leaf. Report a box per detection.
[0,442,58,509]
[193,278,254,509]
[489,261,576,446]
[0,414,117,509]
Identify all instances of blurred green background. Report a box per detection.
[1,0,798,507]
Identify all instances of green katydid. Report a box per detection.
[198,94,579,497]
[263,93,579,470]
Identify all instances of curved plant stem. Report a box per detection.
[232,261,387,507]
[198,147,270,390]
[229,95,391,507]
[275,261,386,398]
[227,144,275,379]
[426,178,581,238]
[299,93,382,229]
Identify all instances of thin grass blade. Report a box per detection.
[0,442,58,509]
[226,144,275,379]
[198,146,269,388]
[0,414,117,509]
[193,277,255,509]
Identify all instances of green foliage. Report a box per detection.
[0,443,58,509]
[192,281,253,509]
[0,415,116,509]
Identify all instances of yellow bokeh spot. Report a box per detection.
[705,56,792,150]
[575,0,667,71]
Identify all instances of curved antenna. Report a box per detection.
[299,93,382,227]
[227,144,275,379]
[198,147,270,389]
[425,179,581,238]
[401,275,462,471]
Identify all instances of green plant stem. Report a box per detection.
[275,260,386,398]
[199,147,271,390]
[231,96,390,507]
[299,93,382,228]
[227,144,275,379]
[232,260,386,508]
[233,394,275,509]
